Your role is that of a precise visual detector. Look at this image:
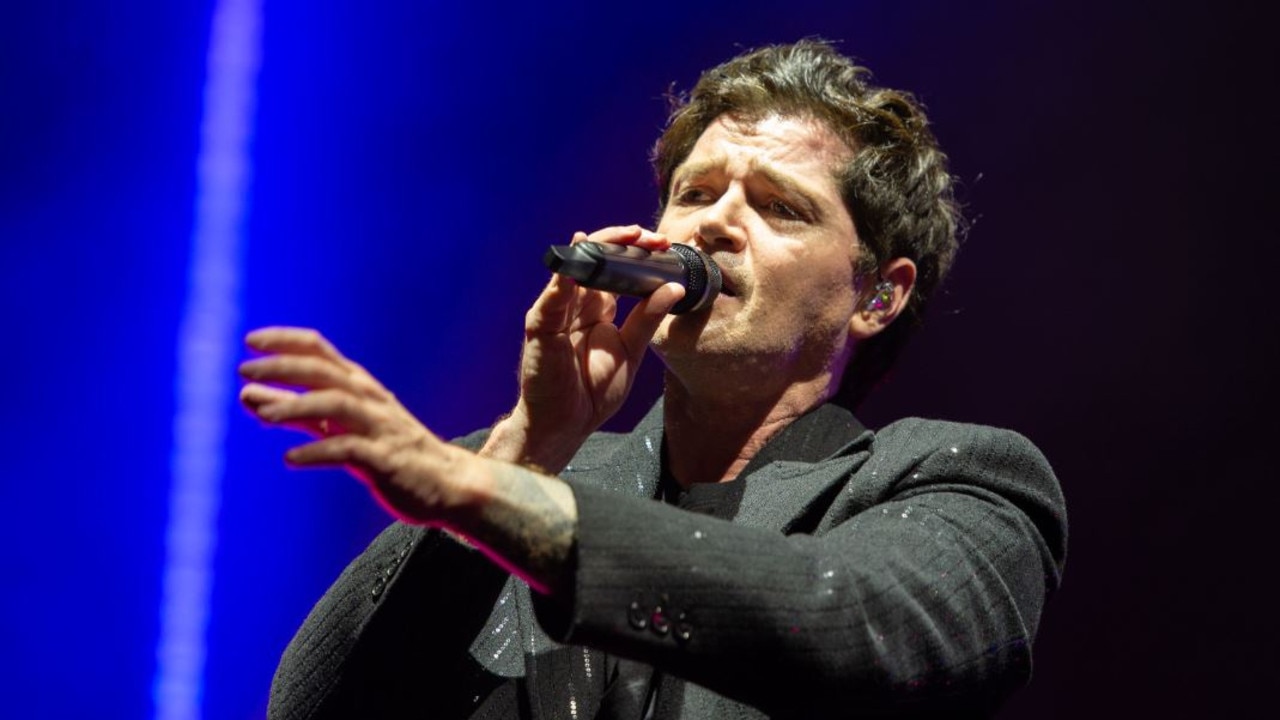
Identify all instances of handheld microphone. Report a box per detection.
[542,242,722,314]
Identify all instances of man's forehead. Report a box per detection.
[674,114,853,190]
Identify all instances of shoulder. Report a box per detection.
[867,417,1068,580]
[870,417,1052,475]
[868,418,1061,511]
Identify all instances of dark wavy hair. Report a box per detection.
[652,39,961,408]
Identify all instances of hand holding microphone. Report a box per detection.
[543,241,722,314]
[477,228,696,472]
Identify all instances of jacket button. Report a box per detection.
[651,606,670,636]
[628,600,648,630]
[674,611,693,643]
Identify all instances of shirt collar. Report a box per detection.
[735,401,867,480]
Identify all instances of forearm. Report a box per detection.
[449,451,579,597]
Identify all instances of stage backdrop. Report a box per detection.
[2,1,1275,718]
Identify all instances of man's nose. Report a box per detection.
[695,190,747,253]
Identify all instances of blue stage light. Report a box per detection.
[153,1,261,718]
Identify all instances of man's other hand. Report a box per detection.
[482,225,684,473]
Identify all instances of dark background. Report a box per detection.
[2,1,1276,717]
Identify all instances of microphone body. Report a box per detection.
[542,242,722,314]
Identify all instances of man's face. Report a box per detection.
[652,114,863,387]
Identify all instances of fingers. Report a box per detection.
[629,229,669,252]
[239,354,356,392]
[240,327,397,442]
[282,434,448,526]
[581,226,639,246]
[285,433,376,468]
[530,226,661,336]
[618,282,684,363]
[569,285,617,331]
[240,327,392,401]
[243,384,380,435]
[241,382,330,438]
[526,268,618,337]
[642,281,687,318]
[583,225,668,251]
[240,382,298,413]
[245,326,348,364]
[526,273,580,335]
[242,382,347,438]
[241,325,459,526]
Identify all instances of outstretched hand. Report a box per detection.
[238,327,471,525]
[239,327,581,595]
[483,225,684,472]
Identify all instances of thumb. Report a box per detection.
[618,282,685,363]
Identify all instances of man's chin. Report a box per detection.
[652,318,755,370]
[652,310,715,355]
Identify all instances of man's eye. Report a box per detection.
[675,187,709,204]
[770,199,802,220]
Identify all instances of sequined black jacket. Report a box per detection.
[267,402,1067,719]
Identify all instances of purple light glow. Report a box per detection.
[153,1,261,718]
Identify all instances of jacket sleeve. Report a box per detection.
[533,422,1067,717]
[266,430,518,720]
[267,522,516,720]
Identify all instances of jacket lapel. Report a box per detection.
[732,441,871,534]
[572,401,666,500]
[594,399,877,534]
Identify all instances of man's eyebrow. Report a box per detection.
[671,156,832,218]
[751,161,827,218]
[671,158,722,185]
[675,157,824,198]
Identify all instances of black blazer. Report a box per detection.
[268,403,1067,719]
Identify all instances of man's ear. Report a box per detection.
[849,258,917,340]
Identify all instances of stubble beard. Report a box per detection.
[651,303,847,403]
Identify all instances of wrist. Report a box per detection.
[480,403,586,475]
[444,453,579,597]
[423,443,494,527]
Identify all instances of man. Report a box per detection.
[241,40,1066,718]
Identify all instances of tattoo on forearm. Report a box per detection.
[467,462,577,597]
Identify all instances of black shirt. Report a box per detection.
[643,402,867,718]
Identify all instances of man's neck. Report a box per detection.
[661,370,834,487]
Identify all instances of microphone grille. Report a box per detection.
[668,244,722,314]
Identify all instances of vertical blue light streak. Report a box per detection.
[154,1,261,718]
